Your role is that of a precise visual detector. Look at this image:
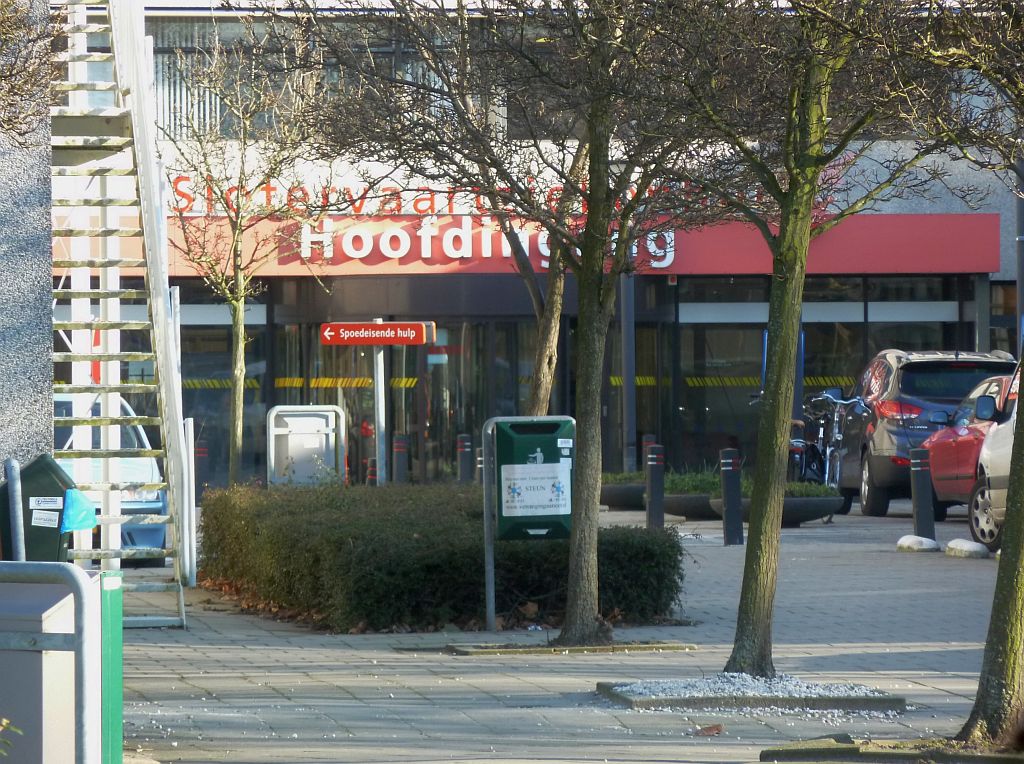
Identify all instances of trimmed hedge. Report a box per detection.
[200,483,684,631]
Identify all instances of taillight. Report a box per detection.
[890,456,911,467]
[874,400,923,421]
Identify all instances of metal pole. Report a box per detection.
[620,273,637,473]
[482,422,496,631]
[4,459,24,561]
[184,418,198,588]
[1017,162,1024,357]
[720,448,744,546]
[373,317,388,486]
[645,444,665,529]
[910,448,936,541]
[0,561,100,764]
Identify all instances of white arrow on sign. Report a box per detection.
[322,326,334,341]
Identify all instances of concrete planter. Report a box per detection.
[600,483,645,511]
[709,495,845,527]
[663,493,716,520]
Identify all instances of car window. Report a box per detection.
[53,399,143,450]
[1007,368,1020,416]
[863,361,890,402]
[899,362,1017,402]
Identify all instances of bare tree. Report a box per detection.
[0,1,54,146]
[257,0,703,645]
[161,26,325,485]
[903,2,1024,749]
[648,0,962,677]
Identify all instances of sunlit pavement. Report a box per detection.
[123,499,995,763]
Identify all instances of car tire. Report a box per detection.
[932,496,949,523]
[968,479,1002,552]
[860,457,890,517]
[836,490,855,515]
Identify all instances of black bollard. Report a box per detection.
[645,444,665,529]
[475,447,483,484]
[642,433,657,453]
[719,448,744,546]
[910,448,936,540]
[456,434,474,483]
[392,434,410,484]
[366,457,378,487]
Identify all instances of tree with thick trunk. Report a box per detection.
[651,0,959,676]
[261,0,690,644]
[906,2,1024,746]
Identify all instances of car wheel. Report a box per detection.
[932,495,949,523]
[860,457,890,517]
[968,479,1002,552]
[836,491,854,515]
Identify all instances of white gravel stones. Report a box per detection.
[615,673,886,699]
[945,538,990,558]
[896,535,941,552]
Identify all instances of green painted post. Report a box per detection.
[100,570,123,764]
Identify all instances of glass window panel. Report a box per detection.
[678,277,769,303]
[676,324,764,467]
[803,277,863,302]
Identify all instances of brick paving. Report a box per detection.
[123,501,997,763]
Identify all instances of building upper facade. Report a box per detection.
[142,2,1017,282]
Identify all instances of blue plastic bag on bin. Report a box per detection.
[60,488,97,532]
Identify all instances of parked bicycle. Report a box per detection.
[803,388,860,513]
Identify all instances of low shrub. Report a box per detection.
[201,483,684,631]
[709,477,839,498]
[601,471,645,485]
[663,470,720,495]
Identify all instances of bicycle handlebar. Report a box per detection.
[811,392,860,406]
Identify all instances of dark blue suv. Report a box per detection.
[837,350,1016,517]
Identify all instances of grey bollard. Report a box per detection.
[645,444,665,529]
[392,434,410,484]
[366,458,378,487]
[910,448,936,540]
[456,434,474,483]
[4,459,24,561]
[720,448,744,546]
[641,433,657,453]
[475,447,483,484]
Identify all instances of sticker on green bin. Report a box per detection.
[494,418,574,540]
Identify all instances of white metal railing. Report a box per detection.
[107,0,190,594]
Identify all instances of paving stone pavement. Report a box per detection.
[123,501,998,763]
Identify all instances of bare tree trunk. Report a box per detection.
[525,258,565,416]
[555,271,614,646]
[957,399,1024,747]
[227,299,246,486]
[724,185,814,678]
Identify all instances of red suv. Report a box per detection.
[837,350,1016,517]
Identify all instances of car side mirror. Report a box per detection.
[929,411,950,425]
[975,395,998,422]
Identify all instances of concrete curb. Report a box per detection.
[759,737,1024,762]
[595,683,907,712]
[448,641,697,655]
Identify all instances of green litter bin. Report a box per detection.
[493,418,575,540]
[0,454,76,562]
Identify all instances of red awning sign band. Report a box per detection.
[320,321,436,346]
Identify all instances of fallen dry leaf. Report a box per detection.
[696,724,724,737]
